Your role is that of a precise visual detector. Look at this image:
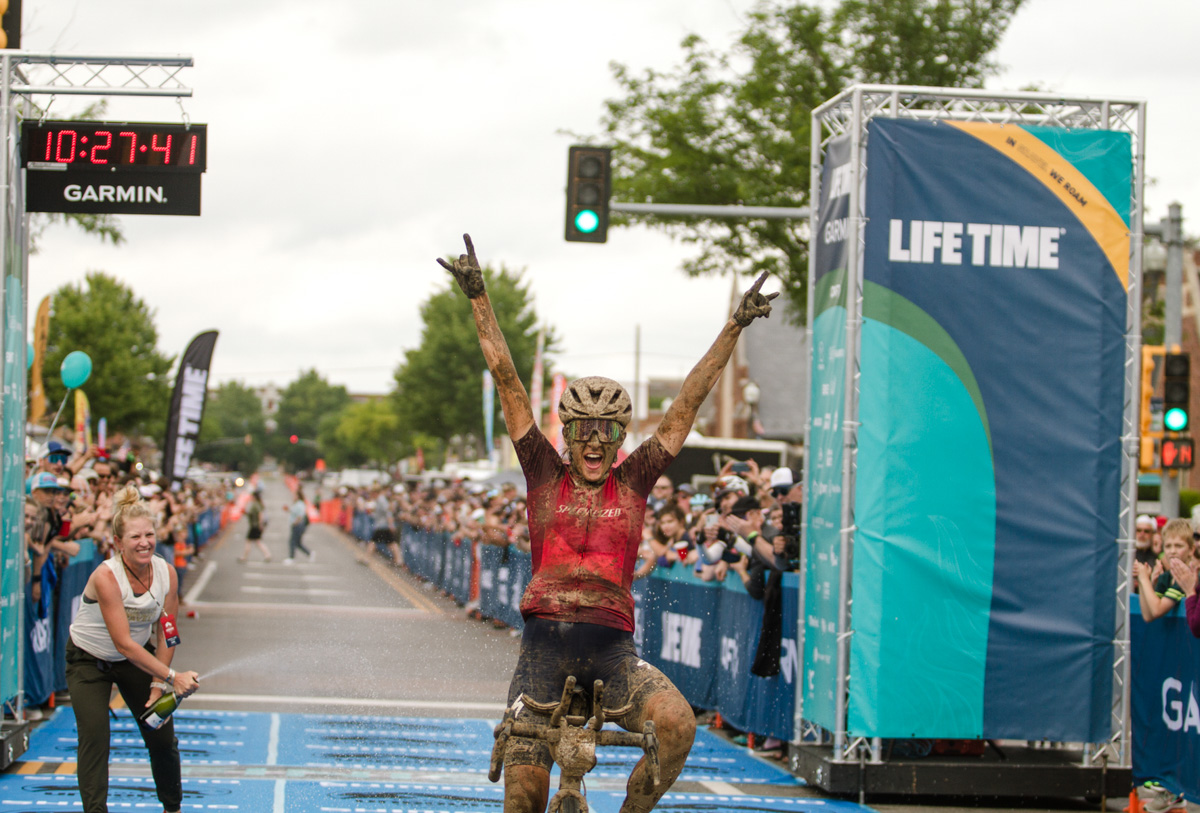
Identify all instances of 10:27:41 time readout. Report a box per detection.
[36,128,200,169]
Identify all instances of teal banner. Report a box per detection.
[849,119,1128,741]
[803,134,852,732]
[2,274,25,703]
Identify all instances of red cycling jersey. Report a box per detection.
[514,429,674,631]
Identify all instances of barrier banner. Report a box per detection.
[1131,604,1200,800]
[442,539,473,605]
[162,330,218,490]
[477,544,530,630]
[849,119,1129,740]
[53,540,99,691]
[803,133,853,732]
[642,566,799,741]
[637,568,719,709]
[23,588,53,707]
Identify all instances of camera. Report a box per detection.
[730,461,750,474]
[780,503,802,569]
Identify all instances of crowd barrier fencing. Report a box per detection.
[22,506,226,709]
[399,525,800,741]
[1131,595,1200,803]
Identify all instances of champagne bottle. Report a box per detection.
[140,690,182,730]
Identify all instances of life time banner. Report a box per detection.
[847,119,1129,741]
[803,134,852,733]
[162,330,218,490]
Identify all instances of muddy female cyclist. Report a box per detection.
[439,234,776,813]
[66,485,200,813]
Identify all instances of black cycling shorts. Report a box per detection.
[503,616,678,772]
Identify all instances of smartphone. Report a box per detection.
[705,513,719,528]
[731,461,750,474]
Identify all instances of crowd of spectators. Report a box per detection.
[20,438,229,719]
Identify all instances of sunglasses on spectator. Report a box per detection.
[564,419,622,444]
[1193,532,1200,542]
[47,454,69,463]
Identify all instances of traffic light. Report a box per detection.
[289,434,299,445]
[0,0,20,49]
[1161,437,1195,470]
[1163,352,1190,432]
[565,145,611,243]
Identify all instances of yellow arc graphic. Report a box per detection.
[947,121,1129,290]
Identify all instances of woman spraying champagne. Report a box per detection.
[66,485,200,813]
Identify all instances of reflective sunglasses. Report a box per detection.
[46,454,69,464]
[564,419,622,444]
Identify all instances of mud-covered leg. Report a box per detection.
[620,688,696,813]
[504,764,550,813]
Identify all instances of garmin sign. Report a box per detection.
[24,170,201,215]
[20,121,207,216]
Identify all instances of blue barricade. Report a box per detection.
[23,586,54,707]
[401,528,801,740]
[1131,595,1200,801]
[636,565,799,741]
[442,539,473,605]
[53,540,100,692]
[478,544,531,629]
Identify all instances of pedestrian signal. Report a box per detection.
[1163,352,1190,432]
[565,145,611,243]
[1161,437,1194,470]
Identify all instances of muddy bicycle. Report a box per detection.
[490,675,662,813]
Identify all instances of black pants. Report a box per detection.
[65,638,181,813]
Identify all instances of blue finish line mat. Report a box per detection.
[0,774,272,811]
[0,776,867,813]
[279,713,797,785]
[0,709,864,812]
[24,709,799,786]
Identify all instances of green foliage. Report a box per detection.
[596,0,1024,320]
[392,266,555,446]
[195,381,267,473]
[271,369,351,472]
[1179,489,1200,520]
[318,399,403,470]
[43,272,174,439]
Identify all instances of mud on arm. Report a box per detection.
[438,234,535,442]
[655,270,777,456]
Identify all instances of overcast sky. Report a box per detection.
[21,0,1200,396]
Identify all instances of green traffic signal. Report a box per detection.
[574,209,600,234]
[1165,407,1189,432]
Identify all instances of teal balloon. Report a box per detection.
[60,351,92,389]
[26,342,32,370]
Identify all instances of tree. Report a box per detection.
[392,266,556,446]
[43,272,173,439]
[271,369,351,472]
[595,0,1025,319]
[318,399,404,470]
[195,381,267,473]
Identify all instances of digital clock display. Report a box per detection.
[21,121,207,173]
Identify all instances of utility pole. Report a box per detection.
[1160,202,1185,516]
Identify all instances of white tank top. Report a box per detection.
[69,555,171,661]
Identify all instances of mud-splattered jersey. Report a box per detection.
[514,429,674,631]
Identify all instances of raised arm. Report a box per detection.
[438,234,535,442]
[655,270,778,456]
